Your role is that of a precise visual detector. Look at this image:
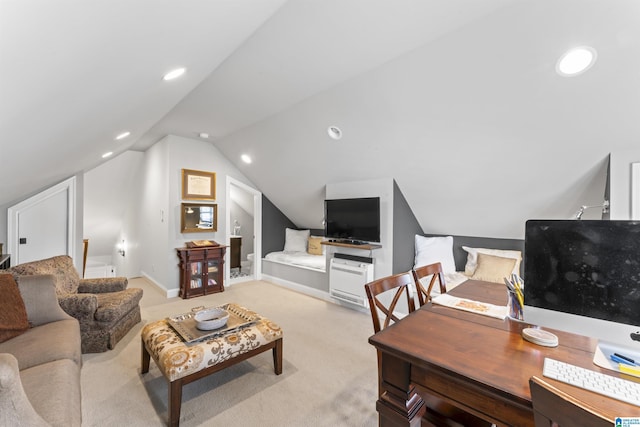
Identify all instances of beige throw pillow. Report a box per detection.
[307,236,323,255]
[16,274,72,326]
[462,246,522,276]
[471,253,517,284]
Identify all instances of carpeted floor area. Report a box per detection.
[81,277,378,427]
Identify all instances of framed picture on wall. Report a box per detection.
[182,169,216,201]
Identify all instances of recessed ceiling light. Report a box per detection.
[163,67,186,81]
[102,152,113,159]
[241,154,252,164]
[327,126,342,140]
[556,47,597,76]
[199,132,209,139]
[115,131,130,140]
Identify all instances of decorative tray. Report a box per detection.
[167,303,259,343]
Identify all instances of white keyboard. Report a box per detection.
[543,357,640,407]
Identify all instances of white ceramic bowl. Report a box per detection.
[194,308,229,330]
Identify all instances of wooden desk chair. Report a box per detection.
[411,262,446,306]
[364,272,416,333]
[529,376,613,427]
[365,272,492,427]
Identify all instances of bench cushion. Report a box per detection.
[141,304,282,382]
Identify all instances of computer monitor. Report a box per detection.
[524,220,640,370]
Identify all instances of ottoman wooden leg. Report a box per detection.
[141,338,150,374]
[169,379,183,427]
[273,338,283,375]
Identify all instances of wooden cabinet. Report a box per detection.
[177,246,226,299]
[230,236,241,269]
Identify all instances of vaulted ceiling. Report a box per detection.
[2,1,639,239]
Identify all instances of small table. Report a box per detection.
[141,303,283,426]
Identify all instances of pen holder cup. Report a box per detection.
[507,290,524,321]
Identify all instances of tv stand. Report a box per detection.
[330,239,365,245]
[322,241,382,250]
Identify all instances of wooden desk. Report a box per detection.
[368,280,640,426]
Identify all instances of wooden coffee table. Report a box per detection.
[141,303,283,426]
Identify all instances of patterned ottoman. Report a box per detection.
[141,303,283,426]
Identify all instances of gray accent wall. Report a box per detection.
[425,233,525,275]
[392,180,422,274]
[261,195,296,257]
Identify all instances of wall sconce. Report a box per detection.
[117,240,126,257]
[574,200,610,220]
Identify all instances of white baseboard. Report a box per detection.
[140,271,180,298]
[261,274,368,314]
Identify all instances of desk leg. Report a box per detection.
[377,351,425,427]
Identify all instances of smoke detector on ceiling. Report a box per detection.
[327,126,342,140]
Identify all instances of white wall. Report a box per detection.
[131,135,257,293]
[325,178,394,279]
[137,138,171,286]
[610,150,640,220]
[84,150,144,274]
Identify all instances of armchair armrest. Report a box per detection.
[78,277,128,293]
[0,353,49,426]
[58,294,98,322]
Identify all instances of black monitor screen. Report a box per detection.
[324,197,380,243]
[524,220,640,327]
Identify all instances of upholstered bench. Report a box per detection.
[140,303,283,427]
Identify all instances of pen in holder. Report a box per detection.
[507,290,524,320]
[504,274,524,321]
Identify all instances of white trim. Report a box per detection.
[140,271,179,298]
[632,163,640,220]
[7,176,76,264]
[225,177,262,282]
[261,273,368,314]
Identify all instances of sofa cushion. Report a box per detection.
[94,288,143,323]
[9,255,80,296]
[0,274,29,343]
[0,319,81,371]
[0,353,49,427]
[20,358,81,427]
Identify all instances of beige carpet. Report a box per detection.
[81,278,378,426]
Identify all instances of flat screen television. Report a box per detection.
[524,220,640,369]
[324,197,380,243]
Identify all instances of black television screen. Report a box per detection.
[324,197,380,243]
[524,220,640,327]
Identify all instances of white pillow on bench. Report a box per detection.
[284,228,310,253]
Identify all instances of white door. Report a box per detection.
[17,189,68,263]
[8,177,76,265]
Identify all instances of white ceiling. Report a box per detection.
[2,0,640,239]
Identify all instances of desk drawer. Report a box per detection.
[412,365,534,427]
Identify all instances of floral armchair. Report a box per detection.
[8,255,143,353]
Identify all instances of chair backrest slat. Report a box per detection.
[364,272,416,333]
[411,262,446,306]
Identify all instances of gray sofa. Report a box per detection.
[0,274,82,427]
